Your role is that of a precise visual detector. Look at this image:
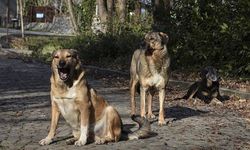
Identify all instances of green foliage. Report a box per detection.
[61,31,144,70]
[23,36,67,61]
[74,0,96,32]
[167,0,250,77]
[20,0,249,78]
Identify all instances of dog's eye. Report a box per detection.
[66,55,72,58]
[54,55,59,59]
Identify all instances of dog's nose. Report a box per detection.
[59,60,66,68]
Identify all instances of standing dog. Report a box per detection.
[130,32,171,126]
[39,49,151,146]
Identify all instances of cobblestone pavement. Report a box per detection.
[0,57,250,150]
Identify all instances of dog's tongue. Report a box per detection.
[59,69,68,80]
[60,72,68,80]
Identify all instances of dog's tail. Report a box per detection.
[121,115,151,140]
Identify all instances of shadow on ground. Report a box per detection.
[151,106,208,123]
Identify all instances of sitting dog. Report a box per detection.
[130,32,171,126]
[39,49,151,146]
[182,66,230,103]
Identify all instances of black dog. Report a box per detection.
[182,66,229,103]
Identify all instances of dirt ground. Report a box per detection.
[0,54,250,150]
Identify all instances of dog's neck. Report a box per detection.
[146,46,168,74]
[146,45,168,58]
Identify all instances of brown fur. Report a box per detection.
[130,32,171,126]
[39,49,121,146]
[39,49,150,146]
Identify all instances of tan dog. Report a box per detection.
[39,49,150,146]
[130,32,170,126]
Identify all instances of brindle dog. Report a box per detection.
[130,32,171,126]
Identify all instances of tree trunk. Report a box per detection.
[134,0,141,23]
[6,0,9,39]
[117,0,126,23]
[44,0,49,6]
[66,0,79,34]
[107,0,114,32]
[107,0,114,16]
[60,0,63,14]
[152,0,171,31]
[97,0,109,23]
[19,0,24,38]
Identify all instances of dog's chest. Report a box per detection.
[53,87,80,130]
[146,73,164,87]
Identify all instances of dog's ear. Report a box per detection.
[200,67,208,80]
[52,50,58,59]
[144,32,152,43]
[159,32,169,44]
[70,49,82,70]
[70,49,79,60]
[144,32,153,49]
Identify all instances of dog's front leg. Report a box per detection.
[158,89,166,126]
[147,90,156,119]
[39,101,60,145]
[75,99,90,146]
[140,86,147,118]
[130,79,137,115]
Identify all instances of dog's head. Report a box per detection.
[144,32,169,51]
[51,49,81,82]
[200,66,220,82]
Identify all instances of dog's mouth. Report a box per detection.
[58,67,70,81]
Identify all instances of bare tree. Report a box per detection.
[117,0,126,23]
[96,0,128,33]
[107,0,114,18]
[152,0,171,30]
[19,0,24,38]
[65,0,79,34]
[97,0,115,33]
[97,0,109,23]
[6,0,9,40]
[134,0,141,23]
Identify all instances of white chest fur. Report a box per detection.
[53,87,80,130]
[147,73,164,88]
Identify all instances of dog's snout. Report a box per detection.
[59,60,66,68]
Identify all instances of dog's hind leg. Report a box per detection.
[66,130,80,145]
[130,78,138,115]
[94,106,122,144]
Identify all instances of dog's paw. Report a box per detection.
[66,138,76,145]
[95,138,106,145]
[39,137,52,146]
[74,139,87,146]
[210,98,223,106]
[158,120,167,126]
[147,113,156,119]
